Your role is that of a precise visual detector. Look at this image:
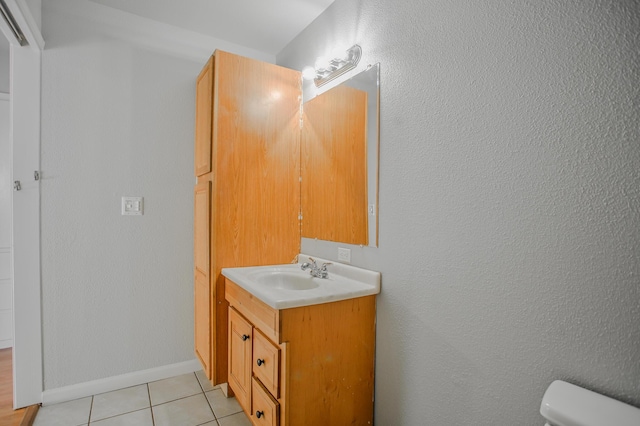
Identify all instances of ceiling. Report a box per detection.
[3,0,335,77]
[88,0,336,55]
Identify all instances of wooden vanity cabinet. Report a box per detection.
[226,278,376,426]
[193,51,301,384]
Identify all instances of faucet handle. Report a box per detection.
[320,262,332,271]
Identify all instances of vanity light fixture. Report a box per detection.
[303,44,362,87]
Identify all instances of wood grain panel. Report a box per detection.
[194,181,211,377]
[252,329,280,398]
[209,51,301,385]
[213,50,301,267]
[280,296,376,426]
[194,57,213,176]
[251,377,280,426]
[302,84,368,245]
[225,279,280,344]
[194,181,211,280]
[228,308,253,415]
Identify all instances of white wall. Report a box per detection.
[0,46,9,93]
[38,0,280,397]
[24,0,41,30]
[39,7,207,389]
[278,0,640,424]
[0,96,11,349]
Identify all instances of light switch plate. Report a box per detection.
[122,196,144,215]
[338,247,351,263]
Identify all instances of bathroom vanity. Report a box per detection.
[193,48,382,424]
[222,257,380,426]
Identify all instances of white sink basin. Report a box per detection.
[251,269,320,291]
[221,254,381,309]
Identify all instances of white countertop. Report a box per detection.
[221,254,381,309]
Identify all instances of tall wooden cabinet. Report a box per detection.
[194,50,301,384]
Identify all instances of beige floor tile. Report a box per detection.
[90,408,153,426]
[217,412,252,426]
[148,372,202,405]
[90,384,150,421]
[195,369,219,392]
[33,396,92,426]
[205,389,243,419]
[152,393,215,426]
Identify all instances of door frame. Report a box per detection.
[6,0,44,408]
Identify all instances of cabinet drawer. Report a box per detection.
[225,278,280,343]
[252,377,280,426]
[252,329,280,398]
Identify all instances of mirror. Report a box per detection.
[301,63,379,247]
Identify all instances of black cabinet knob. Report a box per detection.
[241,334,249,341]
[256,410,264,418]
[256,359,264,366]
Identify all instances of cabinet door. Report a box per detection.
[194,56,213,177]
[301,84,368,245]
[213,50,301,267]
[228,307,252,413]
[194,181,211,376]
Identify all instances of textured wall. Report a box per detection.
[278,0,640,424]
[40,9,202,388]
[0,48,8,94]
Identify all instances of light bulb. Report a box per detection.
[302,66,316,80]
[331,47,347,61]
[314,56,330,71]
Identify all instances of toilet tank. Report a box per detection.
[540,380,640,426]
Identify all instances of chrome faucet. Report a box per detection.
[300,257,331,279]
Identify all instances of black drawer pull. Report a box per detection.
[256,410,264,418]
[256,359,264,366]
[241,334,249,341]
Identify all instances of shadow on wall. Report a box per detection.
[374,295,477,424]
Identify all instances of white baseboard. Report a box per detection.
[0,340,12,350]
[42,359,202,406]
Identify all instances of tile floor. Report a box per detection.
[33,371,252,426]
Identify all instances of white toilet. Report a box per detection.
[540,380,640,426]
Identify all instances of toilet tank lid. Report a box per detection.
[540,380,640,426]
